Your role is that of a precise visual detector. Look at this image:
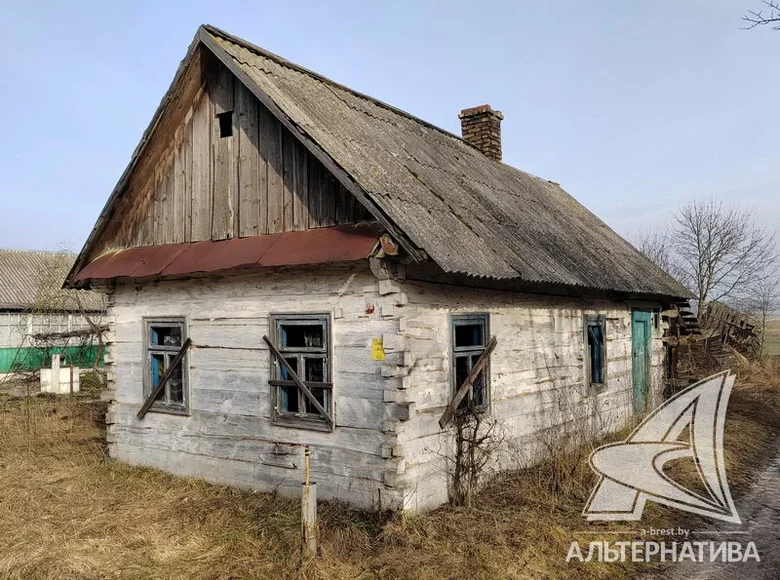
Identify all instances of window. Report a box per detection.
[144,318,189,413]
[451,314,490,409]
[584,314,606,391]
[270,314,332,430]
[217,111,233,138]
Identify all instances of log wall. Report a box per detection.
[102,262,666,512]
[103,263,407,509]
[381,280,666,511]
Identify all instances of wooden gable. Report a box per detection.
[88,48,372,262]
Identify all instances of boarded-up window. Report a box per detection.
[143,318,189,413]
[584,314,607,391]
[451,314,490,409]
[270,314,332,430]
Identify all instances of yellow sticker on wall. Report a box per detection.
[372,338,385,361]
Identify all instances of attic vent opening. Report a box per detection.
[217,111,233,138]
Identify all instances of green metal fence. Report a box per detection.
[0,346,104,373]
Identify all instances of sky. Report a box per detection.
[0,0,778,253]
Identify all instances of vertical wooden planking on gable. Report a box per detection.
[321,172,338,226]
[282,131,295,231]
[152,169,165,245]
[191,91,213,241]
[133,187,150,246]
[172,126,186,244]
[264,107,284,234]
[306,155,322,228]
[342,183,355,224]
[162,160,175,243]
[236,84,261,237]
[292,141,310,231]
[256,109,268,236]
[183,113,194,242]
[354,198,372,222]
[211,64,235,240]
[142,185,155,246]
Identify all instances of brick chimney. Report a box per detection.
[458,105,504,162]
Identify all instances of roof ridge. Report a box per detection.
[0,248,75,255]
[204,26,566,189]
[202,24,467,143]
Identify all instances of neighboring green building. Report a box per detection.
[0,249,106,374]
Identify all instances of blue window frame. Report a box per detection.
[584,314,607,391]
[143,317,188,414]
[451,313,490,409]
[270,314,332,430]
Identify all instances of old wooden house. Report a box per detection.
[66,25,690,511]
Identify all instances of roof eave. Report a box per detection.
[66,25,428,287]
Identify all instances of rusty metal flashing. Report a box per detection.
[72,225,380,287]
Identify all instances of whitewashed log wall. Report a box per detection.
[103,262,666,512]
[104,263,408,509]
[388,281,665,511]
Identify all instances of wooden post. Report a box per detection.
[301,446,318,558]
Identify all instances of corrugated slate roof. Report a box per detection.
[204,26,689,298]
[0,250,105,311]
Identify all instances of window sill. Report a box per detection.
[273,415,333,432]
[588,384,608,396]
[144,404,190,417]
[455,403,489,416]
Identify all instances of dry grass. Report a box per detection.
[0,361,778,580]
[763,316,780,357]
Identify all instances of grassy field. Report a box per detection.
[763,316,780,357]
[0,360,778,580]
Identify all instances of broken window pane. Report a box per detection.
[151,354,166,400]
[455,355,470,387]
[471,353,486,407]
[150,325,182,347]
[280,357,298,380]
[281,324,324,348]
[454,347,487,407]
[455,323,484,348]
[304,357,325,382]
[280,384,299,413]
[304,387,329,414]
[168,362,184,403]
[586,317,606,386]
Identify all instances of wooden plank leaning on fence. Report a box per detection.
[438,336,497,429]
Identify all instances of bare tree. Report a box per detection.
[672,199,777,310]
[634,228,676,276]
[743,1,780,30]
[740,276,780,356]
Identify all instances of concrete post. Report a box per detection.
[301,482,318,558]
[51,354,61,393]
[301,446,318,558]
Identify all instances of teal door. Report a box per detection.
[631,310,652,414]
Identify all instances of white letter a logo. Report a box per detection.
[584,371,740,524]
